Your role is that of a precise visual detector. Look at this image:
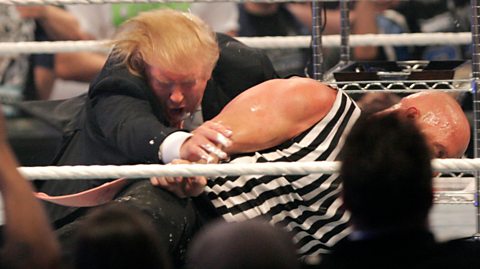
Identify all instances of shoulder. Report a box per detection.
[242,77,338,124]
[271,77,337,107]
[275,77,338,127]
[89,56,149,99]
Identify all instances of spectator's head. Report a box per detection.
[378,91,470,158]
[340,114,433,231]
[111,9,219,127]
[72,204,172,269]
[187,219,300,269]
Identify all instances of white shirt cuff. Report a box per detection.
[159,131,193,164]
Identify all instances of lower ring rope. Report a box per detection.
[17,158,480,180]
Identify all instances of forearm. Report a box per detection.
[351,0,380,60]
[55,52,106,82]
[0,144,60,269]
[36,6,88,40]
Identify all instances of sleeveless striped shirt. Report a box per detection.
[205,89,361,258]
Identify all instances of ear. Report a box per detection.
[405,107,419,119]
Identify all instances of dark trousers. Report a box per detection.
[54,180,214,268]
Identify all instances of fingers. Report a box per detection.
[182,176,207,197]
[150,174,207,198]
[193,121,233,148]
[201,121,233,145]
[150,159,208,197]
[150,176,187,198]
[201,144,227,160]
[181,121,233,162]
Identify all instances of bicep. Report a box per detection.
[213,82,336,154]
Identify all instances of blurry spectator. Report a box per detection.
[189,3,239,36]
[72,204,173,269]
[317,113,480,269]
[237,3,310,77]
[16,5,86,41]
[0,6,35,116]
[286,1,402,73]
[1,5,87,110]
[394,0,470,60]
[187,219,300,269]
[0,105,61,269]
[356,92,401,115]
[16,5,93,101]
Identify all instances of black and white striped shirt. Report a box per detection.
[205,89,362,258]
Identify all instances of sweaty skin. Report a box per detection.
[378,91,470,158]
[211,77,338,154]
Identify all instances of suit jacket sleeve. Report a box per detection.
[86,60,177,164]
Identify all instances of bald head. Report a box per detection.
[381,91,470,158]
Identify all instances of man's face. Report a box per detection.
[145,64,209,127]
[416,112,469,159]
[393,91,471,159]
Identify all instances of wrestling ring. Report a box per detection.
[1,0,480,241]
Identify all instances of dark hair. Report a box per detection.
[186,219,300,269]
[340,113,433,229]
[73,204,172,269]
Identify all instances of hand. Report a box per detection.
[180,121,232,163]
[150,159,207,198]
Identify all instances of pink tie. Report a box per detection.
[35,178,129,207]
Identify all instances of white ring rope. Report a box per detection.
[0,0,311,4]
[0,32,472,55]
[0,40,112,55]
[17,158,480,180]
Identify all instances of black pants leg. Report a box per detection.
[56,180,202,268]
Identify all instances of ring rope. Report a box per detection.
[17,158,480,180]
[0,0,311,5]
[0,32,472,55]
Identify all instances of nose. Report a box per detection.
[169,86,184,104]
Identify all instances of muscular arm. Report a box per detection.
[152,77,337,196]
[212,77,337,154]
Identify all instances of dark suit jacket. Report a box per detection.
[38,33,277,223]
[317,229,480,269]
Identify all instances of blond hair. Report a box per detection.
[110,9,219,78]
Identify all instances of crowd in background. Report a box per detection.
[0,0,473,104]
